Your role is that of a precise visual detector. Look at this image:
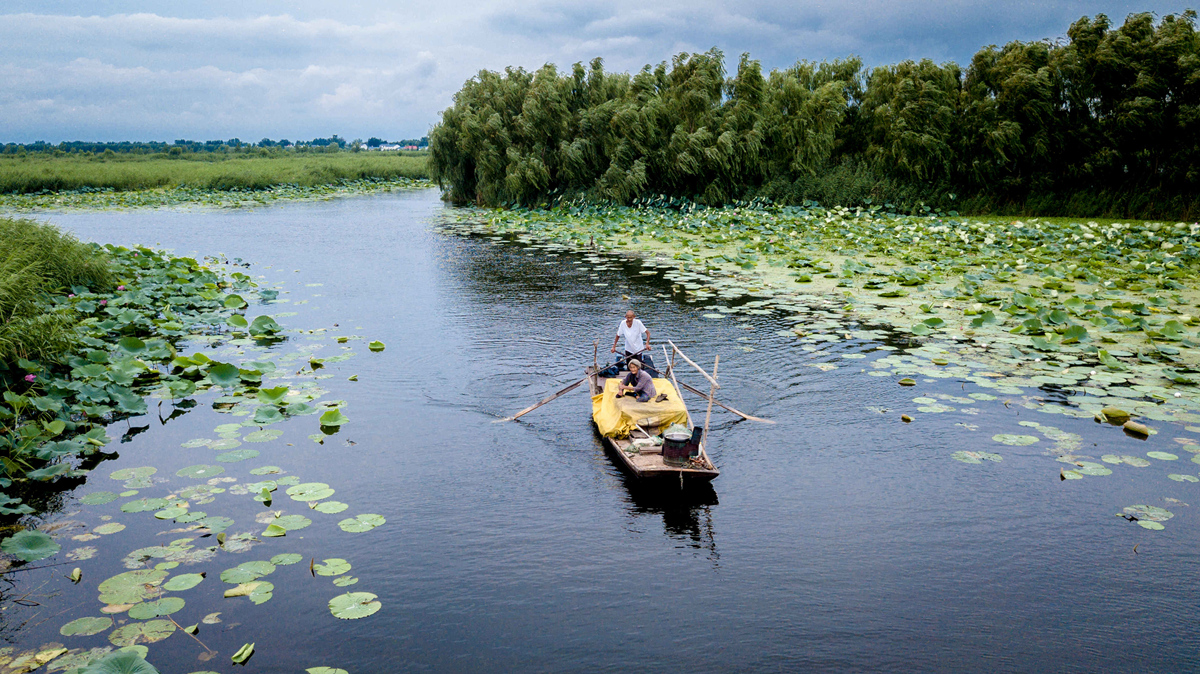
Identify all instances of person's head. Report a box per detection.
[628,359,641,373]
[625,310,635,325]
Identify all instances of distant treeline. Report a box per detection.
[2,135,430,156]
[429,12,1200,220]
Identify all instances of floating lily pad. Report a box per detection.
[992,434,1039,446]
[270,553,303,566]
[1,530,61,562]
[197,516,234,533]
[328,592,380,620]
[1138,521,1166,530]
[307,668,350,674]
[332,575,359,587]
[338,514,385,533]
[1167,474,1200,482]
[216,449,259,463]
[1121,455,1152,467]
[181,438,212,449]
[262,524,287,537]
[368,340,386,352]
[1075,462,1112,476]
[287,483,335,501]
[1147,451,1179,461]
[127,596,185,619]
[1061,469,1083,480]
[1123,504,1174,522]
[109,467,155,481]
[94,523,126,535]
[210,438,243,451]
[273,515,312,531]
[98,569,168,605]
[220,560,275,584]
[313,558,351,576]
[154,507,189,520]
[82,491,120,505]
[249,465,282,476]
[244,430,283,443]
[314,501,349,514]
[163,573,206,591]
[60,616,113,637]
[108,619,175,646]
[120,498,169,513]
[176,464,224,479]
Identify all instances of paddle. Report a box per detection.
[675,379,776,424]
[496,349,648,423]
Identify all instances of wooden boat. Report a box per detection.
[586,362,720,485]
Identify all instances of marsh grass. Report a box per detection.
[0,218,112,364]
[0,152,429,194]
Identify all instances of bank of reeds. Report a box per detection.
[0,218,112,365]
[0,152,429,194]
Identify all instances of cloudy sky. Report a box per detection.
[0,1,1190,143]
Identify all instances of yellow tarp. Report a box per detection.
[591,377,689,438]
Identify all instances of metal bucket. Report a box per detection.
[662,429,691,466]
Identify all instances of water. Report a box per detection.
[6,189,1199,672]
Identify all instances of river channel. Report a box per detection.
[5,188,1198,673]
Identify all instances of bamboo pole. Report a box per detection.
[702,355,719,448]
[664,344,693,428]
[667,340,719,388]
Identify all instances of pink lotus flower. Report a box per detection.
[118,285,125,291]
[24,374,35,383]
[99,299,107,306]
[68,294,75,298]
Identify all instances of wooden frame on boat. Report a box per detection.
[586,346,720,484]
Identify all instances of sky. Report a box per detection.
[0,1,1192,143]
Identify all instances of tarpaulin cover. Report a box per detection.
[591,378,689,438]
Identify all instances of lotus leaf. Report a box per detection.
[287,483,335,501]
[249,315,281,336]
[163,573,205,591]
[127,596,185,619]
[262,524,287,537]
[244,430,282,443]
[1123,505,1174,522]
[329,592,381,619]
[154,507,189,520]
[1121,455,1152,467]
[314,501,348,514]
[60,616,113,637]
[176,464,224,479]
[109,467,156,481]
[332,575,359,587]
[98,569,168,605]
[1148,451,1179,461]
[273,515,312,531]
[224,294,247,309]
[108,620,175,647]
[368,340,385,352]
[231,642,255,665]
[1167,474,1199,482]
[249,465,282,475]
[271,553,303,566]
[82,491,120,505]
[338,514,385,533]
[1138,521,1166,530]
[319,409,348,427]
[313,558,351,576]
[220,560,275,584]
[307,668,350,674]
[76,649,159,674]
[2,530,61,562]
[216,449,259,463]
[992,434,1039,446]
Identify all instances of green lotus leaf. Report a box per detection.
[368,340,385,352]
[337,513,385,533]
[220,560,276,584]
[154,507,189,520]
[1147,451,1178,461]
[1167,474,1199,482]
[1123,504,1173,522]
[82,491,120,505]
[94,523,126,535]
[216,449,259,463]
[208,363,241,387]
[332,575,359,587]
[224,294,247,309]
[109,466,156,481]
[273,515,312,531]
[127,596,185,619]
[249,315,281,336]
[262,523,287,537]
[176,464,224,479]
[319,409,349,427]
[287,483,335,501]
[329,592,381,619]
[307,668,350,674]
[252,406,285,425]
[231,642,255,665]
[313,558,351,576]
[992,434,1039,446]
[244,429,283,443]
[249,465,282,475]
[60,616,113,636]
[163,572,206,591]
[108,619,175,646]
[314,501,349,514]
[98,569,168,605]
[227,313,249,328]
[76,649,159,674]
[270,553,303,566]
[1,530,61,562]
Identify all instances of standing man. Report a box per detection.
[611,310,649,367]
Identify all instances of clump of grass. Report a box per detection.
[0,152,430,194]
[0,218,112,364]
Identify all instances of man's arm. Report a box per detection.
[643,326,650,348]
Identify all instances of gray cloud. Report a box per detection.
[0,1,1191,142]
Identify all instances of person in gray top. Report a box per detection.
[617,359,656,402]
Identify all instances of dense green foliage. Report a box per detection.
[0,152,429,194]
[430,11,1200,219]
[0,218,113,364]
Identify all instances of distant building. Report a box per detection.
[377,144,402,151]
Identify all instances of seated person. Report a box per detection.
[617,359,657,403]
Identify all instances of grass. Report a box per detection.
[0,218,112,364]
[0,151,429,194]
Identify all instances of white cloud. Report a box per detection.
[0,1,1192,142]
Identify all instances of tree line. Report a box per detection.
[429,11,1200,219]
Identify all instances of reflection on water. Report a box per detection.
[622,473,720,562]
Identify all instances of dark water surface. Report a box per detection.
[8,189,1198,672]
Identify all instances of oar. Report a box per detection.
[495,377,586,422]
[675,380,775,424]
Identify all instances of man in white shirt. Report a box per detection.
[611,310,649,367]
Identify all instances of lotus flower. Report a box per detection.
[24,374,35,383]
[118,285,125,291]
[99,299,107,306]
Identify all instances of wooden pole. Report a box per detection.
[702,355,719,448]
[496,377,586,422]
[667,340,720,388]
[665,344,693,428]
[675,379,775,423]
[593,340,598,374]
